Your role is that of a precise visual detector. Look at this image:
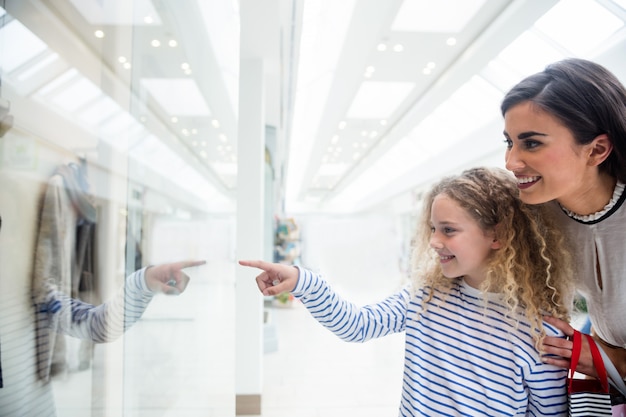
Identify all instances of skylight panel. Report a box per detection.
[49,77,102,113]
[141,78,211,116]
[0,20,48,73]
[391,0,486,32]
[78,95,121,126]
[534,0,623,56]
[492,30,565,82]
[346,81,414,119]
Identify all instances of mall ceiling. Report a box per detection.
[3,0,626,214]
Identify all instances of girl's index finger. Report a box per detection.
[238,259,273,271]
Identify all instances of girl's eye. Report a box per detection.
[443,227,455,234]
[503,138,513,149]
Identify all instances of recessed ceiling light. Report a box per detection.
[338,121,347,130]
[446,37,457,46]
[168,39,178,47]
[151,39,160,47]
[144,16,153,24]
[94,30,105,38]
[212,119,220,128]
[393,44,404,52]
[118,56,127,63]
[377,43,387,51]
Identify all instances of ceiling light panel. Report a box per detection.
[391,0,487,32]
[141,78,212,116]
[69,0,162,25]
[346,81,415,119]
[534,0,624,56]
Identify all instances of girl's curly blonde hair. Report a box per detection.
[410,167,574,350]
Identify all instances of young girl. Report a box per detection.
[240,167,574,416]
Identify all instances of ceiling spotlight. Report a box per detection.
[393,44,404,52]
[94,30,105,39]
[144,16,154,24]
[211,119,220,128]
[377,43,387,52]
[151,39,161,47]
[168,39,178,47]
[446,37,457,46]
[338,121,347,130]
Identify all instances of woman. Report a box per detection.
[501,57,626,381]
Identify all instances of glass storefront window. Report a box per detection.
[0,1,237,416]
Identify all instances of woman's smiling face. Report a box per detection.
[503,101,593,207]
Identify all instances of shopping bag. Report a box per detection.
[568,331,612,416]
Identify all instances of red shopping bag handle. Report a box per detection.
[568,330,610,394]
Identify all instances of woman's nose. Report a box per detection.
[504,146,524,172]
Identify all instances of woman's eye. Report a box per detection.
[443,227,455,234]
[503,138,513,149]
[523,139,541,150]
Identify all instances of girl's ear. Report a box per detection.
[489,225,502,250]
[587,134,613,166]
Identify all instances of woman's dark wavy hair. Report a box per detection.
[501,58,626,183]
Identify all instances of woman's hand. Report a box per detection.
[541,315,626,379]
[238,259,298,296]
[541,315,598,377]
[144,260,206,295]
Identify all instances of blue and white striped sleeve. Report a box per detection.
[48,267,155,342]
[524,323,568,415]
[291,267,410,342]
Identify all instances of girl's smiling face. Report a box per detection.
[429,194,500,289]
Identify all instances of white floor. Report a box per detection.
[251,299,405,417]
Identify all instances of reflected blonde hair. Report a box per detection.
[411,167,573,349]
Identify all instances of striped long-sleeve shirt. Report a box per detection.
[0,268,154,417]
[292,267,568,417]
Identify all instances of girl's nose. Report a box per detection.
[429,235,443,249]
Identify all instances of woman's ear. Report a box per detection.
[587,134,613,166]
